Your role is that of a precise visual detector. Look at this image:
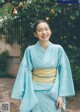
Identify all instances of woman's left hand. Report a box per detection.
[56,96,63,109]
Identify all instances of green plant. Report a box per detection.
[1,0,80,90]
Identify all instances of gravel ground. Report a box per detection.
[0,78,80,112]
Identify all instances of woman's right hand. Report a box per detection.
[56,97,63,109]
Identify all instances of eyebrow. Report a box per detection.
[37,27,49,30]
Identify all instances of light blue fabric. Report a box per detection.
[31,90,61,112]
[11,41,75,112]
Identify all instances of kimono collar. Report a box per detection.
[36,41,52,52]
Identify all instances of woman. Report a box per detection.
[11,20,75,112]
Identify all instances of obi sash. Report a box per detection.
[32,68,57,83]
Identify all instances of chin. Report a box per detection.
[43,38,49,41]
[41,39,49,42]
[41,37,49,41]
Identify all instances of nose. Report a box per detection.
[42,30,46,34]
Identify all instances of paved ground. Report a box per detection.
[0,78,80,112]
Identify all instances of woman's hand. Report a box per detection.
[10,99,21,106]
[56,96,63,109]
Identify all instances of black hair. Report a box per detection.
[33,20,50,33]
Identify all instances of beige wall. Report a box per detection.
[0,38,21,57]
[0,37,21,76]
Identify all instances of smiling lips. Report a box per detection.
[41,35,48,39]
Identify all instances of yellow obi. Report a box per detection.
[32,68,57,83]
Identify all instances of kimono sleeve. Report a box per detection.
[58,46,75,97]
[11,47,32,99]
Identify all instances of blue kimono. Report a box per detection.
[11,41,75,112]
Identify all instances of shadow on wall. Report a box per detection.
[0,35,21,77]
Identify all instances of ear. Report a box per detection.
[34,32,37,38]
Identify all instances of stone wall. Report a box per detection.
[0,36,21,76]
[0,37,21,57]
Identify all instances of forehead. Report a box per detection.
[37,22,49,29]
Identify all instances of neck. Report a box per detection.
[39,41,49,49]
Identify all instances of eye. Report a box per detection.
[45,26,50,30]
[45,28,49,31]
[37,29,43,32]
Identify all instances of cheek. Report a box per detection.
[37,32,42,36]
[48,30,51,35]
